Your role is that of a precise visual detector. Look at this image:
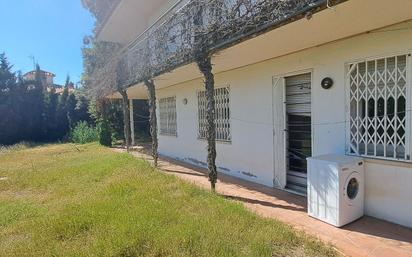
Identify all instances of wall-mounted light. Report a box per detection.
[321,77,334,89]
[182,98,188,105]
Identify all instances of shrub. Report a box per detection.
[99,120,112,147]
[70,121,99,144]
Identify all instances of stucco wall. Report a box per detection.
[157,69,275,187]
[155,20,412,228]
[364,161,412,228]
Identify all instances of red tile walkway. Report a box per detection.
[115,146,412,257]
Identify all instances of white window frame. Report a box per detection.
[345,52,412,162]
[197,86,231,142]
[159,96,177,136]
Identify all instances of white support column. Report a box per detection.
[129,99,135,146]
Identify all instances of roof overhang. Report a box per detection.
[96,0,178,45]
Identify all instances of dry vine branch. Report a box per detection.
[119,89,132,151]
[145,79,159,167]
[197,55,217,191]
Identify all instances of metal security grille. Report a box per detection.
[349,54,410,160]
[198,87,231,141]
[159,96,177,136]
[285,73,312,195]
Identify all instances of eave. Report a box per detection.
[95,0,181,45]
[94,0,121,41]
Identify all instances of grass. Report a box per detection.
[0,143,338,257]
[0,142,37,154]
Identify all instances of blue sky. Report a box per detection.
[0,0,95,85]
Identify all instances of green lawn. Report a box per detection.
[0,143,338,257]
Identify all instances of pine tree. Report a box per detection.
[99,100,112,147]
[29,65,47,141]
[0,53,20,145]
[0,52,15,94]
[44,89,59,141]
[56,75,70,138]
[66,93,77,129]
[0,54,94,145]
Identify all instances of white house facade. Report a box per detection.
[89,0,412,228]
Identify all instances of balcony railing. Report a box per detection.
[107,0,343,88]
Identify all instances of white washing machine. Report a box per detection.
[307,154,364,227]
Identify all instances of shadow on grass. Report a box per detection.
[222,194,306,212]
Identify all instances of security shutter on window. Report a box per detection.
[159,96,177,136]
[285,73,312,115]
[348,54,410,160]
[198,87,231,141]
[285,73,312,194]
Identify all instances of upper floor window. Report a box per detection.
[348,54,410,161]
[198,87,231,142]
[159,96,177,136]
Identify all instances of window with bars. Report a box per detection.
[348,54,410,161]
[159,96,177,136]
[198,87,231,141]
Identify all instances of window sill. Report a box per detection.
[159,133,178,138]
[198,138,232,145]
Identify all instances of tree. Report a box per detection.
[23,65,46,142]
[88,97,124,142]
[73,89,93,125]
[55,76,71,139]
[81,40,122,99]
[98,100,112,147]
[66,93,77,129]
[81,40,133,149]
[0,53,20,145]
[0,52,15,93]
[0,53,94,145]
[99,119,112,147]
[0,57,46,144]
[44,88,59,140]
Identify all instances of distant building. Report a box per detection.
[23,70,75,95]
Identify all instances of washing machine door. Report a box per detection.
[343,172,361,206]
